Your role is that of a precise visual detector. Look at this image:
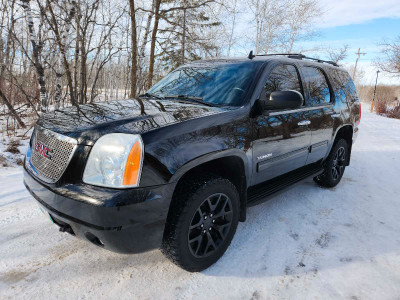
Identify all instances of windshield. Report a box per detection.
[147,62,258,106]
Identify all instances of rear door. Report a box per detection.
[299,65,335,164]
[251,63,312,186]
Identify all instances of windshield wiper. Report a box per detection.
[164,95,217,107]
[138,92,164,100]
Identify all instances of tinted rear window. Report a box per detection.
[328,69,358,104]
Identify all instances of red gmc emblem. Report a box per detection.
[34,142,52,159]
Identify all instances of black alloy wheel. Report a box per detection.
[314,138,348,188]
[188,193,233,258]
[162,177,240,272]
[331,146,346,180]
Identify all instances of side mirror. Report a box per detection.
[261,90,304,110]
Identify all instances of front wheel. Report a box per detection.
[314,139,348,188]
[161,177,240,272]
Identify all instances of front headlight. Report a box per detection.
[83,133,144,188]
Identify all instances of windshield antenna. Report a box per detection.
[248,50,255,59]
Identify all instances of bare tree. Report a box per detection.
[54,1,76,109]
[280,0,321,53]
[129,0,138,98]
[226,0,238,56]
[21,0,47,112]
[250,0,285,54]
[2,0,330,137]
[327,44,349,64]
[147,0,162,90]
[375,36,400,76]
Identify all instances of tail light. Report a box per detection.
[357,103,361,126]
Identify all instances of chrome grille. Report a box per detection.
[29,125,77,183]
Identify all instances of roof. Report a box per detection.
[191,54,346,71]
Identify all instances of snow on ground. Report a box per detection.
[1,110,400,299]
[0,138,29,168]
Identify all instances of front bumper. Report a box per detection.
[23,167,174,253]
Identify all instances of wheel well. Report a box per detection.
[168,156,247,226]
[334,125,353,165]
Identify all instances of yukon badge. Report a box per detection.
[257,153,272,160]
[35,141,53,160]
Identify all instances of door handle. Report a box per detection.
[298,120,311,126]
[331,113,340,118]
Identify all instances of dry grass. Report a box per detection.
[358,85,400,103]
[15,158,24,166]
[375,99,389,115]
[5,140,21,154]
[357,85,400,119]
[387,105,400,119]
[0,155,8,167]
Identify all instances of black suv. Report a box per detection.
[24,54,360,272]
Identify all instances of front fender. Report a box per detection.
[169,148,250,185]
[140,107,253,188]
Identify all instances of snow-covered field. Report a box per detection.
[1,110,400,299]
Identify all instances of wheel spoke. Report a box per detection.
[213,209,232,219]
[331,146,346,181]
[189,234,203,256]
[207,194,220,212]
[189,208,203,229]
[214,222,230,239]
[339,165,344,175]
[332,167,338,180]
[205,232,216,253]
[187,192,233,258]
[213,196,231,219]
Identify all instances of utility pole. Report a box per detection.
[352,48,367,81]
[370,70,380,112]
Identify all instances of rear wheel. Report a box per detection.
[314,139,348,188]
[161,177,240,272]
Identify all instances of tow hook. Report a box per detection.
[59,224,74,235]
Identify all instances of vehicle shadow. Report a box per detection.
[202,155,400,278]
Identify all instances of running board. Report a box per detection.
[247,164,324,207]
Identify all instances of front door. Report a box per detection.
[251,63,312,186]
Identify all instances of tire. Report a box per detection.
[314,139,348,188]
[161,177,240,272]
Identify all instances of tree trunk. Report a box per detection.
[227,0,237,56]
[139,0,155,58]
[21,0,47,113]
[73,2,80,105]
[45,0,77,106]
[55,1,76,110]
[79,33,87,104]
[0,88,26,128]
[181,0,187,65]
[146,0,161,90]
[129,0,138,98]
[137,0,155,94]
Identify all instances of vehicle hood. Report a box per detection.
[36,98,227,144]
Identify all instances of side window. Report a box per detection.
[262,64,303,101]
[330,69,358,104]
[302,67,331,106]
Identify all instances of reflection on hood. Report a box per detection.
[37,98,226,135]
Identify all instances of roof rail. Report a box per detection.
[256,53,339,67]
